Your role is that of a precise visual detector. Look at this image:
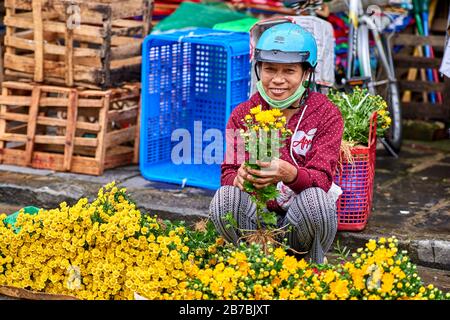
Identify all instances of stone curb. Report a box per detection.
[337,232,450,271]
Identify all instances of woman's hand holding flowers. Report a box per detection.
[244,159,297,189]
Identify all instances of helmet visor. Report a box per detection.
[255,49,311,64]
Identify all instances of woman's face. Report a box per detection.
[260,62,306,101]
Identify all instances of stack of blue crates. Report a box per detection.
[140,28,251,189]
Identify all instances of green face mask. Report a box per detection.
[256,81,307,110]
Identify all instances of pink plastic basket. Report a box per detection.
[334,112,378,231]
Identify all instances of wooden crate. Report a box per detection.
[0,81,141,175]
[393,33,450,122]
[392,0,450,122]
[3,0,153,89]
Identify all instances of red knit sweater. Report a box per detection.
[221,91,344,213]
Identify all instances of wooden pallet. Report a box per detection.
[0,81,141,175]
[392,0,450,122]
[3,0,153,89]
[393,33,450,121]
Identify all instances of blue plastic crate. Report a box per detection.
[140,28,251,190]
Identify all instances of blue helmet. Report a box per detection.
[255,22,318,69]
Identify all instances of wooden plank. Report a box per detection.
[38,144,96,157]
[0,96,32,105]
[111,43,142,60]
[104,126,136,148]
[0,113,30,123]
[109,0,148,21]
[0,133,98,147]
[4,69,103,89]
[1,81,34,90]
[24,86,40,165]
[106,145,134,157]
[444,77,450,115]
[63,90,78,171]
[3,97,98,108]
[0,112,101,131]
[0,87,8,163]
[392,34,445,48]
[111,36,137,46]
[111,26,143,38]
[94,92,110,176]
[143,0,154,36]
[401,46,425,103]
[40,97,104,108]
[29,150,101,175]
[108,106,138,123]
[0,41,4,86]
[5,6,15,58]
[110,92,141,103]
[5,35,99,57]
[101,7,113,89]
[4,53,64,77]
[110,56,141,69]
[65,21,75,86]
[399,81,446,93]
[53,0,147,24]
[394,55,442,69]
[112,19,144,29]
[0,285,78,300]
[104,148,134,169]
[431,18,448,33]
[32,0,44,82]
[402,102,449,121]
[4,53,99,83]
[73,56,103,68]
[4,15,103,39]
[40,136,97,147]
[4,0,54,10]
[0,133,27,142]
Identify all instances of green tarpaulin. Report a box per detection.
[3,206,40,233]
[213,17,259,33]
[153,2,249,33]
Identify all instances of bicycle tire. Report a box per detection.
[374,38,402,154]
[358,25,402,154]
[384,81,402,153]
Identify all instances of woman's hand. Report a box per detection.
[245,159,298,190]
[233,163,251,191]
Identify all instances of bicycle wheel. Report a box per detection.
[358,26,402,154]
[374,63,402,154]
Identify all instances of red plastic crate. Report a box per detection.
[334,112,378,231]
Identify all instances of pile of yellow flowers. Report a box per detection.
[169,238,449,300]
[0,183,449,300]
[0,182,198,300]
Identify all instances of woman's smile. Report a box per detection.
[269,88,289,97]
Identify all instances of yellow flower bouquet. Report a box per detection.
[238,105,292,229]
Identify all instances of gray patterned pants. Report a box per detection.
[209,186,337,264]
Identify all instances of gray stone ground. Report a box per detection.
[0,139,449,298]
